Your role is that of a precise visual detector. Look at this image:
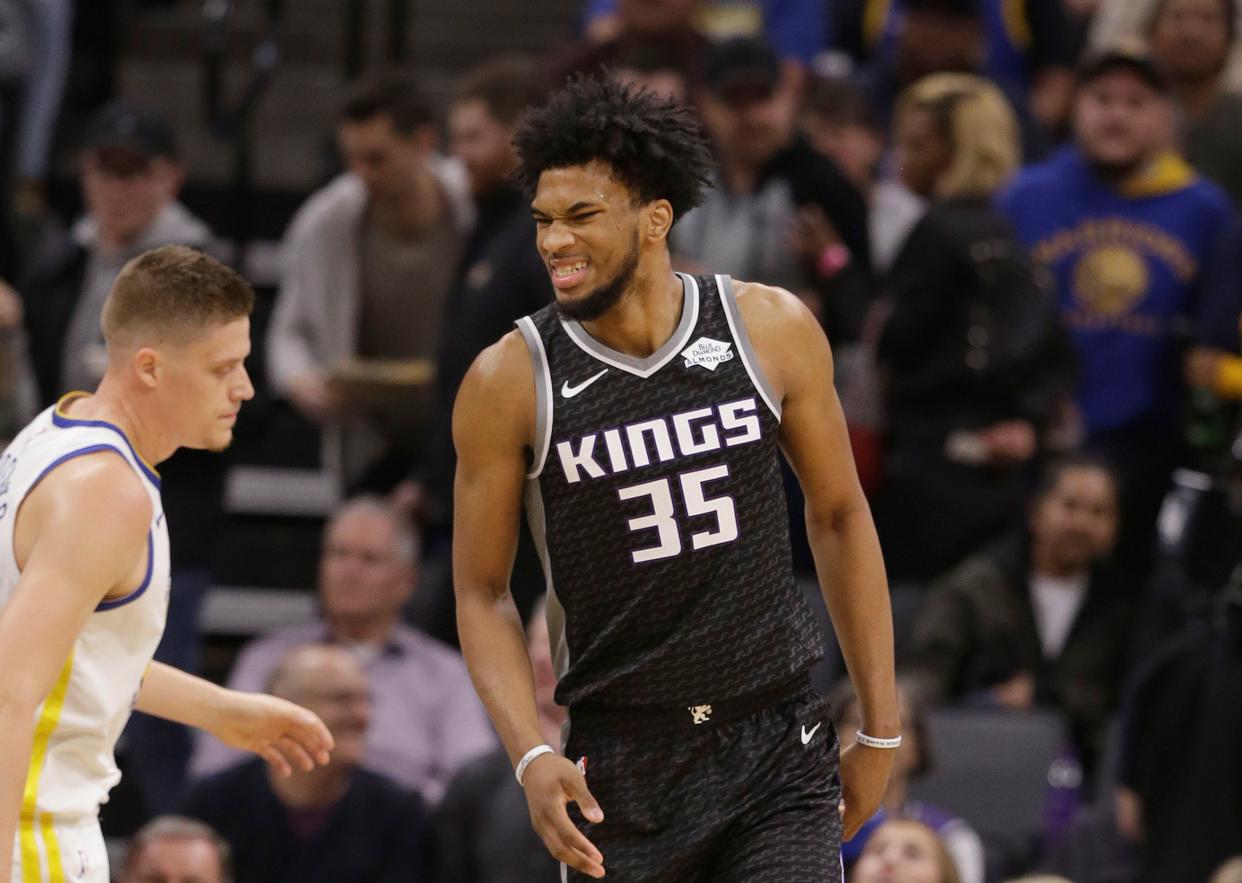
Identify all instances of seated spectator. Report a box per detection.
[581,0,827,66]
[120,816,233,883]
[266,70,472,488]
[0,280,36,443]
[873,73,1072,582]
[909,456,1131,772]
[551,0,709,93]
[432,598,561,883]
[15,99,231,814]
[850,818,963,883]
[191,496,495,803]
[1149,0,1242,209]
[833,680,986,883]
[675,35,873,342]
[183,644,429,883]
[998,47,1236,590]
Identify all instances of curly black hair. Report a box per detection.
[513,73,715,222]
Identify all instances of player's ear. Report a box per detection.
[645,199,674,242]
[133,346,162,389]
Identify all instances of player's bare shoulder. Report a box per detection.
[453,328,537,454]
[731,280,832,403]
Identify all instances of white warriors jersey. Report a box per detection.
[0,394,170,828]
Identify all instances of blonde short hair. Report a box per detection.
[101,244,253,349]
[897,73,1021,199]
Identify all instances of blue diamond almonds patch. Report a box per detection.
[681,336,735,371]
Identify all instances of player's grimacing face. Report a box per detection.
[158,317,254,452]
[532,162,649,316]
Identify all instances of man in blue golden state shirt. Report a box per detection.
[999,46,1236,581]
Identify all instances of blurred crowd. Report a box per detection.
[3,0,1242,881]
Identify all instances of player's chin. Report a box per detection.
[204,429,234,453]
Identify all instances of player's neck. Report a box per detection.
[269,762,351,809]
[579,263,683,359]
[66,380,175,466]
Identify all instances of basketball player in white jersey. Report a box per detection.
[0,245,333,883]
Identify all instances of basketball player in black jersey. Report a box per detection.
[452,75,900,881]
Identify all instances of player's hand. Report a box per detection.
[839,740,895,840]
[211,691,335,777]
[522,753,606,878]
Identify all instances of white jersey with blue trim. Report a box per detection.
[0,394,170,824]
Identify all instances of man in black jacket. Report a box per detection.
[398,58,551,643]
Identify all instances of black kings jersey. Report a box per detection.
[516,273,821,709]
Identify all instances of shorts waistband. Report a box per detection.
[569,673,812,734]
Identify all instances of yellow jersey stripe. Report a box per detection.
[20,654,74,883]
[40,814,64,883]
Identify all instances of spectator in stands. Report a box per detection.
[998,47,1236,592]
[580,0,827,67]
[850,818,963,883]
[909,456,1131,772]
[1150,0,1242,208]
[1091,0,1242,92]
[551,0,709,93]
[120,816,233,883]
[191,496,495,803]
[0,281,36,443]
[675,35,873,342]
[265,70,472,488]
[183,644,429,883]
[13,100,231,815]
[833,0,1072,150]
[396,57,550,643]
[432,597,561,883]
[833,680,986,883]
[611,44,691,104]
[873,73,1072,583]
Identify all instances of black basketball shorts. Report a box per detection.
[562,681,843,883]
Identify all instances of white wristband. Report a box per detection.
[855,730,903,750]
[515,744,556,786]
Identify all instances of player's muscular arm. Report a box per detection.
[0,457,151,883]
[453,332,605,879]
[736,281,900,837]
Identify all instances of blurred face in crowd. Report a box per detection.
[895,105,952,197]
[803,112,883,193]
[123,836,225,883]
[699,76,799,174]
[1029,466,1119,575]
[1151,0,1233,83]
[1073,69,1170,175]
[319,506,415,630]
[898,12,983,86]
[274,646,373,771]
[338,114,428,204]
[852,819,950,883]
[124,834,227,883]
[532,160,652,321]
[81,148,183,251]
[617,0,698,35]
[450,98,518,198]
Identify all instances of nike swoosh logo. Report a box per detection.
[801,722,822,745]
[561,368,608,399]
